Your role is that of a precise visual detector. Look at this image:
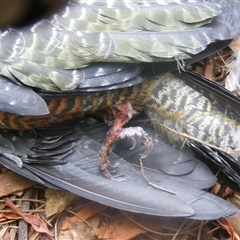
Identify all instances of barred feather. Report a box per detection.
[145,73,240,155]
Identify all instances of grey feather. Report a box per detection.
[0,75,49,115]
[0,1,240,91]
[0,116,237,219]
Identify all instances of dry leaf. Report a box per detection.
[229,37,240,52]
[60,211,101,240]
[62,202,107,230]
[95,213,146,240]
[94,213,164,240]
[227,193,240,235]
[0,213,7,221]
[0,171,34,197]
[203,55,214,80]
[45,188,77,218]
[218,218,240,240]
[227,213,240,237]
[59,221,95,240]
[230,193,240,209]
[0,202,7,210]
[4,198,54,237]
[212,183,234,198]
[2,212,22,220]
[88,214,101,230]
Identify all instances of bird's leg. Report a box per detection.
[99,102,153,179]
[99,102,133,178]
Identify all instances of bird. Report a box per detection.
[0,0,240,219]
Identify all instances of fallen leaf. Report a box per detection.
[88,214,101,230]
[94,213,162,240]
[227,193,240,235]
[45,188,78,218]
[62,202,107,230]
[229,37,240,52]
[218,218,240,240]
[95,213,145,240]
[4,198,54,237]
[203,55,214,80]
[59,221,95,240]
[212,183,234,198]
[0,213,7,221]
[0,202,6,210]
[0,171,34,197]
[2,212,22,220]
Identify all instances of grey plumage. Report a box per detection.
[0,116,237,219]
[0,1,240,91]
[0,0,239,220]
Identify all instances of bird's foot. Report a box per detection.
[99,102,152,179]
[119,126,153,158]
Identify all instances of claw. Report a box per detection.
[120,126,153,158]
[141,134,153,159]
[107,162,120,170]
[140,141,153,159]
[128,136,137,150]
[99,102,152,179]
[100,160,119,179]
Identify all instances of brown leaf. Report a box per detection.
[2,212,22,220]
[4,198,54,237]
[0,213,7,222]
[0,201,7,210]
[229,37,240,52]
[95,213,145,240]
[94,213,162,240]
[212,183,234,198]
[203,55,214,80]
[22,214,54,236]
[218,218,240,240]
[45,188,78,218]
[59,222,95,240]
[62,202,107,230]
[227,193,240,235]
[0,171,34,197]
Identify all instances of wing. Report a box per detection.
[0,1,240,115]
[0,1,240,92]
[0,0,239,220]
[0,113,236,220]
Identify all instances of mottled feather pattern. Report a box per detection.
[145,73,240,152]
[0,71,239,157]
[1,0,240,91]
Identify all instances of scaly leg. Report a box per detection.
[99,102,153,179]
